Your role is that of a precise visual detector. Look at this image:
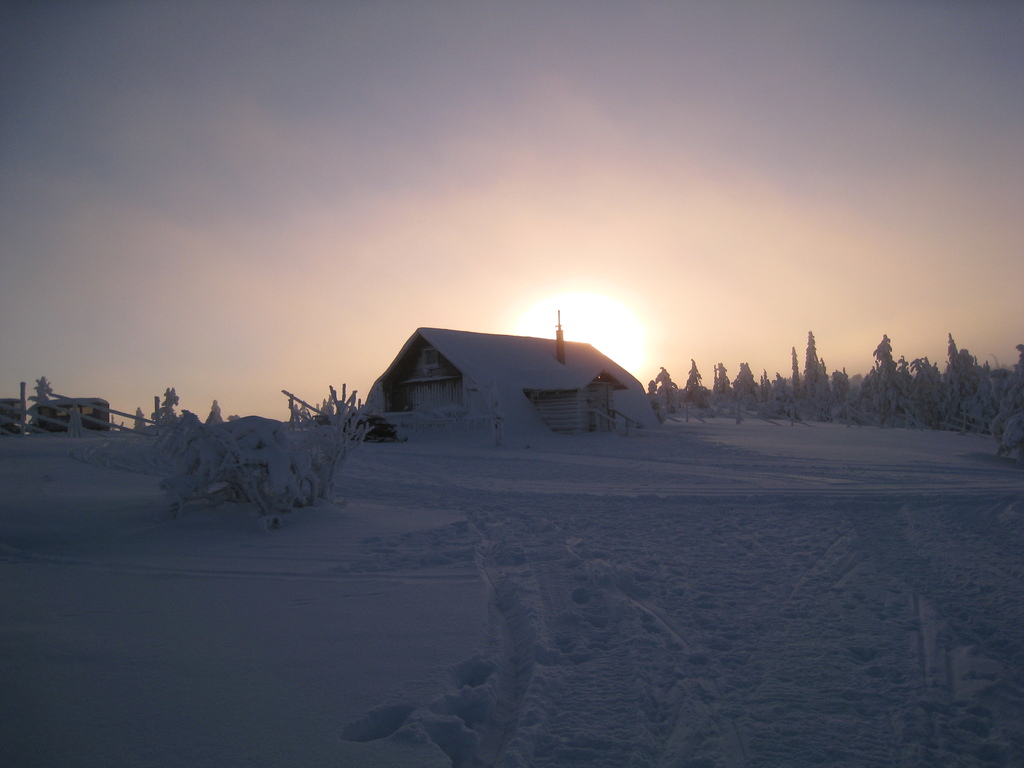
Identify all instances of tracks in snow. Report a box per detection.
[335,430,1024,767]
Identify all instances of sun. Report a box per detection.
[514,292,646,375]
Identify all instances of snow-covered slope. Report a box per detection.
[2,420,1022,767]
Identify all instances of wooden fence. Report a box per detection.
[0,382,159,437]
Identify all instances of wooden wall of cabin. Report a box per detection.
[391,376,464,414]
[586,382,615,432]
[527,389,587,434]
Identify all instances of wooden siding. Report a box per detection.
[382,339,466,413]
[528,389,587,434]
[404,347,460,382]
[586,382,615,432]
[392,377,464,414]
[526,382,617,434]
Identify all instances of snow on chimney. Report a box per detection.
[555,310,565,364]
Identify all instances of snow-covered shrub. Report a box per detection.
[995,413,1024,464]
[157,405,365,521]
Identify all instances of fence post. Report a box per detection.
[20,381,27,437]
[67,402,83,438]
[154,395,161,436]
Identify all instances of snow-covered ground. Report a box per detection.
[2,419,1023,767]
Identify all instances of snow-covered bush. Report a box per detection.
[995,414,1024,464]
[157,403,365,522]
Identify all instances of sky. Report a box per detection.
[2,1,1022,419]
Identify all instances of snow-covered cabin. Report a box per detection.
[367,328,656,437]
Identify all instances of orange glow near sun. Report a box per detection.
[514,292,646,374]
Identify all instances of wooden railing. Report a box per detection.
[1,382,158,437]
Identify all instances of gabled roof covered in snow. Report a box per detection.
[407,328,633,392]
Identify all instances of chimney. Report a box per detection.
[555,310,565,364]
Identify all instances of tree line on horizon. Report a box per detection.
[649,332,1024,460]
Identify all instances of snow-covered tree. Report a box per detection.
[134,407,147,430]
[759,370,772,403]
[991,344,1024,462]
[733,362,757,406]
[909,357,943,429]
[157,388,179,425]
[654,367,680,414]
[895,356,913,424]
[790,347,801,400]
[684,360,709,407]
[801,332,832,419]
[712,363,731,400]
[830,368,851,421]
[31,376,54,405]
[861,335,899,426]
[769,373,794,418]
[27,377,56,428]
[206,400,224,426]
[943,334,990,432]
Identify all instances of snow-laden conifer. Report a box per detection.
[28,376,55,429]
[157,388,179,425]
[759,370,771,403]
[943,334,992,432]
[831,368,852,422]
[801,332,832,419]
[31,376,53,406]
[733,362,757,407]
[909,358,943,429]
[790,347,801,400]
[991,344,1024,462]
[206,400,224,426]
[684,360,708,408]
[861,335,899,426]
[712,363,731,400]
[769,373,793,418]
[654,367,679,414]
